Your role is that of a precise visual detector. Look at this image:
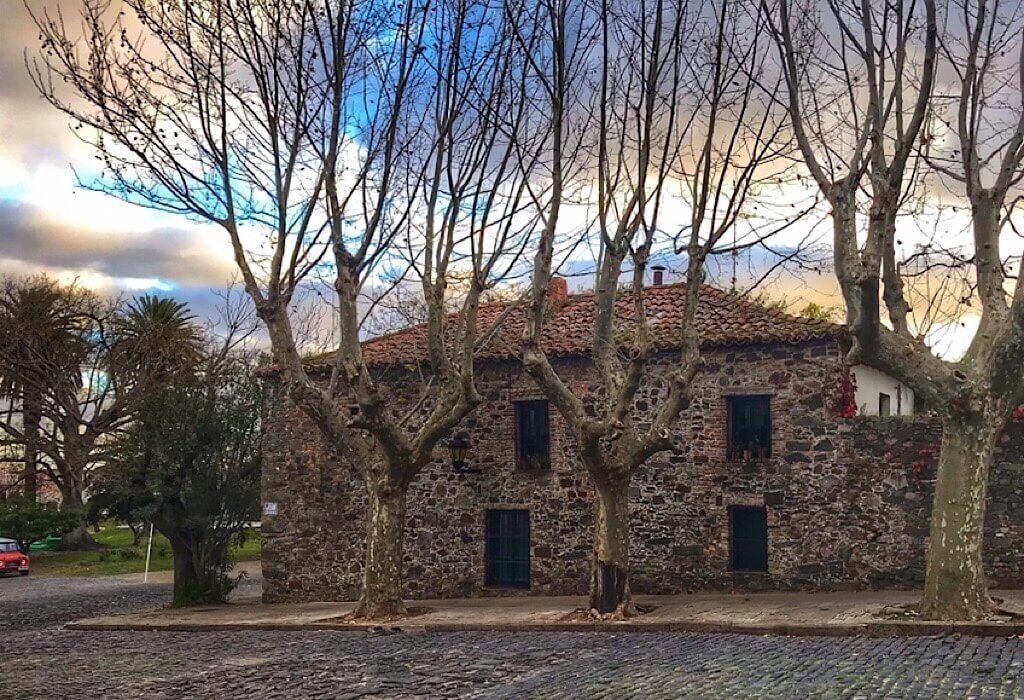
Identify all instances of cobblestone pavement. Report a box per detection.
[5,575,1024,699]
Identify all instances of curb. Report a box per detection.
[64,618,1024,638]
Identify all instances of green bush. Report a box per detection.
[0,497,83,552]
[118,547,143,561]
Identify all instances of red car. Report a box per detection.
[0,538,29,576]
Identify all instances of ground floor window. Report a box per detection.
[730,506,768,572]
[485,509,530,588]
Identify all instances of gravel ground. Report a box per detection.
[4,574,1024,699]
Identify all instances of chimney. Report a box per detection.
[651,265,666,287]
[548,275,568,303]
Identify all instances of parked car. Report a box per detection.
[28,534,61,552]
[0,538,29,576]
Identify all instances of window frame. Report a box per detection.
[726,394,772,461]
[729,505,769,573]
[514,399,551,472]
[878,392,892,417]
[484,508,531,589]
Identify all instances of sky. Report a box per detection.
[0,2,841,312]
[0,1,1005,359]
[0,1,238,320]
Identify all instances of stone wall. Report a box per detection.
[260,338,1024,602]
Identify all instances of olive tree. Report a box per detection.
[99,350,262,606]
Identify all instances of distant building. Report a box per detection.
[0,462,19,499]
[0,410,65,503]
[260,279,1024,603]
[851,364,915,417]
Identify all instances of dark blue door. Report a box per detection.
[485,509,530,588]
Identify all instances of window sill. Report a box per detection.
[515,462,552,474]
[724,458,772,467]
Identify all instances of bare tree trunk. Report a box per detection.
[60,525,98,551]
[354,480,407,618]
[58,479,97,551]
[589,472,635,617]
[21,387,41,500]
[920,413,1004,620]
[168,535,201,605]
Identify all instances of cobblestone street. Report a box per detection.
[5,575,1024,699]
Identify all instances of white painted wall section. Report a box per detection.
[851,365,914,416]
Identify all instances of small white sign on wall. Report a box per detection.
[263,502,279,517]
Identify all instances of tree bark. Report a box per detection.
[353,481,407,619]
[168,535,201,605]
[21,387,41,500]
[589,473,635,616]
[920,414,1003,620]
[60,524,98,551]
[57,481,97,550]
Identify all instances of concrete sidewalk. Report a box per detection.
[67,589,1024,637]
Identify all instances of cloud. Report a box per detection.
[0,2,238,305]
[0,4,91,171]
[0,0,1011,366]
[0,198,235,289]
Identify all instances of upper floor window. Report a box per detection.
[727,395,771,461]
[515,399,550,471]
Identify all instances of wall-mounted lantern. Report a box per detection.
[447,434,471,473]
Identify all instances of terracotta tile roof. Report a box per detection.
[306,283,840,370]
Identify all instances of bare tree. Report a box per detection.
[520,0,795,616]
[910,0,1024,619]
[30,0,537,617]
[766,0,1024,619]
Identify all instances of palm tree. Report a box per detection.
[0,278,89,500]
[53,294,202,550]
[58,294,203,552]
[0,283,204,549]
[108,295,204,389]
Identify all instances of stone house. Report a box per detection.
[260,279,1024,602]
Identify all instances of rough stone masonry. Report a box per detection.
[260,334,1024,603]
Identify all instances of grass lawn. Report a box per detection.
[29,521,261,577]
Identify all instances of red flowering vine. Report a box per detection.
[910,445,938,483]
[837,371,858,418]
